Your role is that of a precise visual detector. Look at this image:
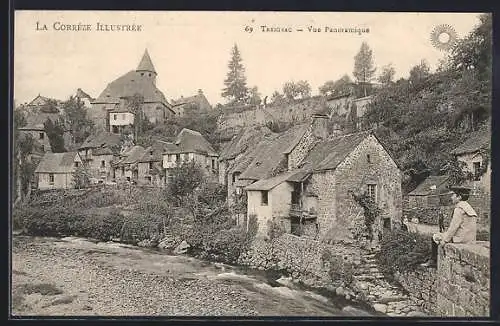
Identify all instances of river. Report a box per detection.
[12,235,378,317]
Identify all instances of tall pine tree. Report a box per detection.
[222,44,249,104]
[353,42,377,96]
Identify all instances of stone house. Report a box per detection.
[34,152,83,190]
[108,105,135,134]
[451,127,491,223]
[218,125,273,185]
[17,101,73,153]
[74,88,94,108]
[245,131,402,243]
[90,49,175,131]
[137,139,172,186]
[171,89,213,116]
[78,131,122,183]
[162,128,219,183]
[408,175,450,208]
[112,145,146,184]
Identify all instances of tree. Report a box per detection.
[319,75,353,97]
[283,80,311,101]
[270,91,286,106]
[221,44,249,104]
[296,80,312,99]
[378,64,396,84]
[353,42,377,96]
[73,165,92,189]
[124,93,145,141]
[248,86,262,105]
[167,161,205,206]
[409,59,431,86]
[44,118,66,152]
[61,96,95,145]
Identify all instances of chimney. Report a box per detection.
[198,89,203,95]
[311,113,329,140]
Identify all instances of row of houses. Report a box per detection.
[35,128,219,190]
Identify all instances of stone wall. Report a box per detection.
[238,234,361,290]
[434,242,490,317]
[395,267,437,313]
[334,135,402,241]
[395,242,490,317]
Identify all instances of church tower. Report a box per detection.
[136,49,157,85]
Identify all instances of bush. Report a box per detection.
[376,228,432,276]
[321,249,355,286]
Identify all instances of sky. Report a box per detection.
[14,11,483,106]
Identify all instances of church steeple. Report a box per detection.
[136,49,157,74]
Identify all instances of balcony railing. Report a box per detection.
[290,203,317,219]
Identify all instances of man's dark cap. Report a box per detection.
[448,185,472,197]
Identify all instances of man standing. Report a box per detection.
[421,185,477,267]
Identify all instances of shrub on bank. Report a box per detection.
[375,228,431,276]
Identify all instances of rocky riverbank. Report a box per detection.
[11,236,258,316]
[11,236,372,317]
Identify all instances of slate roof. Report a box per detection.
[122,146,146,164]
[171,94,206,106]
[245,171,297,191]
[80,131,122,150]
[139,139,173,162]
[75,88,94,100]
[219,126,274,161]
[408,175,450,196]
[300,131,370,172]
[34,152,78,173]
[19,112,61,130]
[136,49,156,73]
[163,128,217,156]
[93,71,168,105]
[238,124,309,181]
[452,128,490,155]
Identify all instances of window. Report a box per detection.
[261,191,268,206]
[167,155,172,162]
[150,150,153,156]
[167,172,174,183]
[367,154,371,163]
[146,176,152,183]
[473,162,481,181]
[176,154,180,162]
[367,184,377,203]
[232,172,240,184]
[74,162,79,168]
[39,132,44,140]
[49,173,54,184]
[121,114,125,119]
[113,114,117,120]
[121,167,125,174]
[141,72,144,76]
[149,162,154,169]
[212,159,216,170]
[101,160,106,168]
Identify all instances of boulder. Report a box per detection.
[173,240,190,254]
[373,303,388,313]
[137,239,156,248]
[407,311,428,317]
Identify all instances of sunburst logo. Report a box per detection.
[430,24,458,51]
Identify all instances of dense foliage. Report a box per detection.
[363,14,491,192]
[375,228,432,276]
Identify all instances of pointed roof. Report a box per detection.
[300,131,371,172]
[163,128,218,156]
[34,152,79,173]
[452,128,490,155]
[408,175,450,196]
[136,49,156,74]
